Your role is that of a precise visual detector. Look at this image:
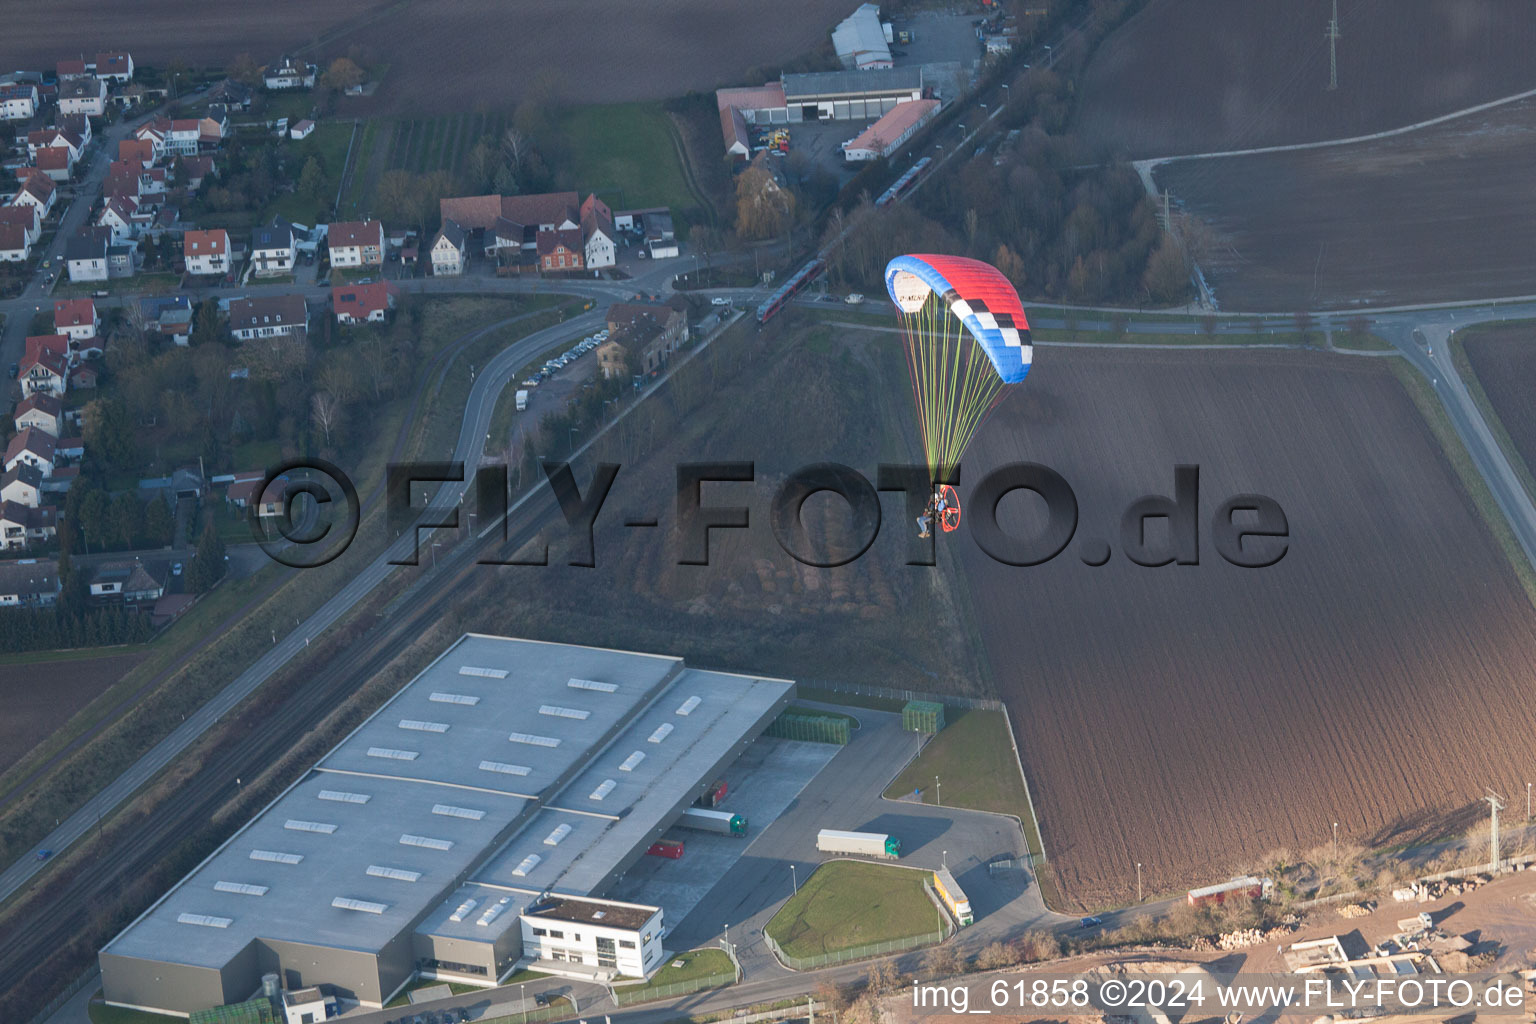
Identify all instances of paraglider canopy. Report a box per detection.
[885,254,1032,384]
[884,254,1033,477]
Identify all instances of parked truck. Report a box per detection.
[694,779,728,808]
[933,867,973,926]
[515,389,529,411]
[816,829,901,859]
[679,807,748,837]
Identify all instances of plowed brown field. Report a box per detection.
[956,346,1536,908]
[0,652,148,774]
[1076,0,1536,157]
[1463,326,1536,482]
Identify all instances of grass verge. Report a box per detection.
[766,860,938,959]
[615,948,733,1002]
[88,996,178,1024]
[1449,326,1536,507]
[1390,358,1536,609]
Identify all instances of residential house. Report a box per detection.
[54,436,85,460]
[0,505,58,551]
[289,119,315,140]
[103,164,142,202]
[225,470,267,509]
[107,241,137,279]
[131,119,166,159]
[580,194,616,270]
[70,365,98,390]
[327,220,384,266]
[54,299,99,342]
[58,76,108,117]
[199,105,231,148]
[205,79,252,110]
[228,294,308,341]
[165,118,201,156]
[95,52,135,83]
[5,428,57,477]
[180,155,216,191]
[537,228,584,272]
[0,558,60,602]
[118,137,155,168]
[596,338,630,379]
[98,195,138,243]
[183,228,230,276]
[0,204,41,247]
[430,219,467,276]
[55,59,89,80]
[140,295,193,345]
[601,316,674,376]
[14,393,63,437]
[89,559,166,603]
[0,224,27,263]
[0,83,39,121]
[65,226,110,283]
[332,281,398,325]
[10,171,57,217]
[26,128,83,162]
[19,336,68,398]
[264,57,317,90]
[0,465,43,508]
[441,190,583,255]
[250,218,296,276]
[60,113,92,147]
[34,145,75,182]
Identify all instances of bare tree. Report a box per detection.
[311,391,342,446]
[923,943,964,979]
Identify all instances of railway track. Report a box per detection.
[0,487,559,1007]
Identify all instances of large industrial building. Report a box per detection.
[717,68,927,158]
[832,3,893,70]
[100,636,795,1017]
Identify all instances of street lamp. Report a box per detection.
[1332,821,1339,866]
[942,849,947,870]
[790,864,798,895]
[934,775,941,807]
[1043,44,1054,67]
[520,983,527,1024]
[1136,862,1142,903]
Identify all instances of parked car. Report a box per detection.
[172,563,183,576]
[711,297,731,306]
[36,849,52,861]
[522,378,540,387]
[1080,916,1103,928]
[845,293,865,304]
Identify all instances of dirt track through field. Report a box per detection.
[1154,98,1536,311]
[953,345,1536,908]
[1075,0,1536,157]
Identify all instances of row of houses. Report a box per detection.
[0,51,134,125]
[595,300,690,378]
[0,555,173,608]
[431,192,677,275]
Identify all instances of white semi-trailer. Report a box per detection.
[678,807,747,836]
[816,828,901,859]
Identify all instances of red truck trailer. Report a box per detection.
[647,839,685,859]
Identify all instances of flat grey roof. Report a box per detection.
[478,668,790,896]
[104,636,793,971]
[103,771,528,968]
[782,67,923,101]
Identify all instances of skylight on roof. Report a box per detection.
[544,823,573,846]
[449,898,479,922]
[367,865,422,882]
[648,723,674,743]
[459,665,508,678]
[676,695,702,716]
[400,833,454,851]
[589,779,617,801]
[511,854,541,877]
[432,803,486,821]
[430,692,481,706]
[479,760,531,776]
[249,849,303,865]
[619,751,646,772]
[366,747,420,761]
[177,913,232,928]
[399,719,450,733]
[213,881,268,896]
[538,704,590,721]
[284,819,337,834]
[478,898,511,926]
[508,732,560,748]
[568,678,618,693]
[332,897,389,914]
[317,790,370,804]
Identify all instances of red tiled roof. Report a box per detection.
[438,194,503,232]
[15,392,62,420]
[118,138,154,164]
[35,147,70,172]
[5,427,56,466]
[183,228,228,256]
[0,224,25,253]
[327,220,383,249]
[54,299,96,330]
[331,281,398,320]
[536,227,582,257]
[56,59,87,76]
[24,335,69,362]
[502,192,579,231]
[0,206,39,232]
